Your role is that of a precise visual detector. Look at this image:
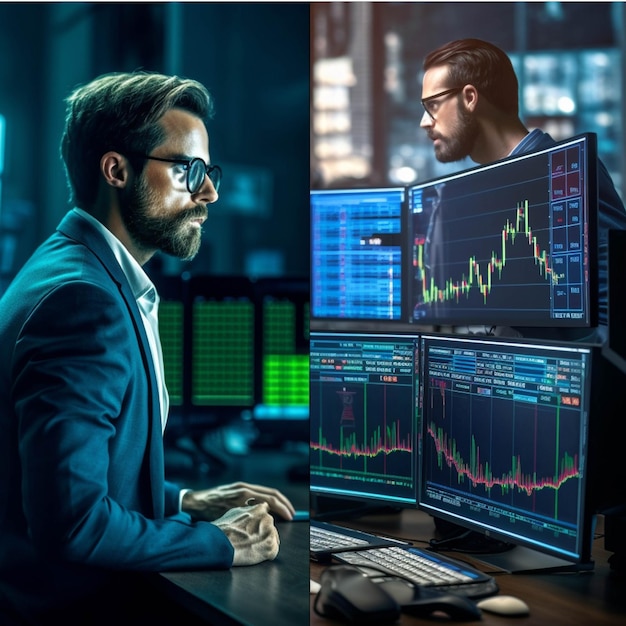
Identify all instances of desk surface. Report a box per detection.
[310,510,626,625]
[155,521,309,626]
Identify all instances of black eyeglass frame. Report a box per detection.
[421,87,464,120]
[127,153,222,193]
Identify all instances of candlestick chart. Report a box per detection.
[311,383,414,475]
[416,199,558,306]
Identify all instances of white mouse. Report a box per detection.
[477,594,530,616]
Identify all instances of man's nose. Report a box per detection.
[192,175,219,204]
[420,110,433,128]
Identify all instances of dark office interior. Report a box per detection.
[0,3,310,511]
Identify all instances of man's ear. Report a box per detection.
[461,84,479,113]
[100,151,131,189]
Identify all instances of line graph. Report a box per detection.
[311,412,413,459]
[415,332,596,563]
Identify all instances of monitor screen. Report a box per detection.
[151,273,188,408]
[407,133,598,328]
[190,276,257,408]
[309,331,419,507]
[417,333,597,571]
[310,187,405,321]
[252,277,310,422]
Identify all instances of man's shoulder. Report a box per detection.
[513,129,555,155]
[1,214,122,308]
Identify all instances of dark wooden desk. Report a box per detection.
[154,520,309,625]
[310,510,626,625]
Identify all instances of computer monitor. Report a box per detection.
[189,275,257,410]
[309,331,420,510]
[310,187,406,321]
[603,228,626,374]
[407,133,598,328]
[417,333,614,573]
[252,277,309,436]
[149,272,189,408]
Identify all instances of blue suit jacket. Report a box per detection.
[0,210,233,621]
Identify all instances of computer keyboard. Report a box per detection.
[333,545,499,599]
[310,521,410,562]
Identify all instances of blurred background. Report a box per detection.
[311,1,625,198]
[0,3,310,504]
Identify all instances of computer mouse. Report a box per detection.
[314,565,401,624]
[399,588,481,621]
[369,576,481,621]
[477,594,530,616]
[408,592,482,621]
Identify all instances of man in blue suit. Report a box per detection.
[0,71,295,625]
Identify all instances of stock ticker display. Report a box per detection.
[418,334,592,561]
[309,332,419,506]
[310,187,405,321]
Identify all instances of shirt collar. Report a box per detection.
[72,208,157,303]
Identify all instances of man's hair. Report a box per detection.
[424,39,519,115]
[61,71,215,210]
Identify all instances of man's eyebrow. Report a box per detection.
[167,152,192,161]
[172,152,210,162]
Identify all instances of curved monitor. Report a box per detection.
[417,333,604,572]
[406,133,598,328]
[309,331,419,509]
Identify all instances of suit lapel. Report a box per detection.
[57,210,165,518]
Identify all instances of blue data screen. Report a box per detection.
[311,187,405,320]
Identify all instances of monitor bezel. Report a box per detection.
[602,228,626,375]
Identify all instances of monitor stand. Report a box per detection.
[471,545,595,574]
[429,522,594,574]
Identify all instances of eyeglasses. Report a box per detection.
[421,87,463,120]
[129,153,222,193]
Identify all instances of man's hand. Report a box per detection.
[211,502,280,566]
[182,481,296,522]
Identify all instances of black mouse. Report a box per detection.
[314,565,401,624]
[375,576,483,621]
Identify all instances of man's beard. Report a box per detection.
[119,176,207,260]
[432,108,479,163]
